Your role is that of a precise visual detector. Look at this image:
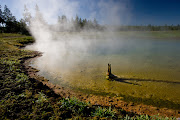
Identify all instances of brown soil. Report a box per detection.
[24,53,180,118]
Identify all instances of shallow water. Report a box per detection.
[27,32,180,106]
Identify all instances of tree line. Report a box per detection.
[0,5,29,35]
[117,24,180,31]
[0,4,104,34]
[0,4,180,34]
[57,15,104,31]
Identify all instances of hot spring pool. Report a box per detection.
[26,32,180,108]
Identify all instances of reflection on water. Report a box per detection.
[27,32,180,104]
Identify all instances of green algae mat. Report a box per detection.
[28,31,180,110]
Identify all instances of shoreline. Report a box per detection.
[24,52,180,117]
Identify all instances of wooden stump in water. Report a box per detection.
[106,63,112,79]
[106,63,117,80]
[108,63,111,75]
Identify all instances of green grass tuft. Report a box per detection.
[92,106,116,118]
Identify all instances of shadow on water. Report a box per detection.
[108,74,141,86]
[109,74,180,85]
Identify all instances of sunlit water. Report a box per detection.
[26,32,180,105]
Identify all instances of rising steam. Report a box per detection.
[20,0,131,70]
[11,0,134,88]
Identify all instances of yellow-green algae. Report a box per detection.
[29,31,180,109]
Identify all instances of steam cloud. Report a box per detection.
[16,0,131,77]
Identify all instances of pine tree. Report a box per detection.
[34,4,46,24]
[3,5,13,22]
[0,5,3,22]
[61,15,67,24]
[23,5,32,26]
[2,5,17,32]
